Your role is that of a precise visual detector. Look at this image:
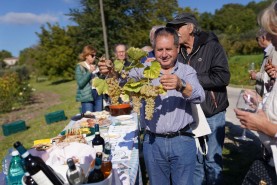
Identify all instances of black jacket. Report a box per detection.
[178,31,230,117]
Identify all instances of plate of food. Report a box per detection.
[115,115,133,121]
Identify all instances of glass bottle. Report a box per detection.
[8,150,25,185]
[87,152,104,183]
[1,148,13,184]
[22,172,38,185]
[13,141,64,185]
[66,158,85,185]
[101,142,112,178]
[92,124,105,153]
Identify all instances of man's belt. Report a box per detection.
[145,124,194,138]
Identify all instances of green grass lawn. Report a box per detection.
[0,79,80,172]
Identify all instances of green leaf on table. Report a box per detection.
[143,61,161,79]
[92,78,108,94]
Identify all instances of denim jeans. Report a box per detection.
[193,111,226,185]
[91,89,103,112]
[81,89,103,113]
[143,133,196,185]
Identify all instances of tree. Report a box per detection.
[67,0,179,58]
[0,50,12,69]
[213,4,256,35]
[34,23,77,79]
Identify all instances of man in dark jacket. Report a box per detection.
[167,13,230,185]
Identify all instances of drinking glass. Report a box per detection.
[235,89,259,141]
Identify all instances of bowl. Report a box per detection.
[109,104,132,116]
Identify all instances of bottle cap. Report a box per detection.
[13,141,22,148]
[11,150,19,156]
[67,158,76,170]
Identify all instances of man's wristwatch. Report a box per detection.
[179,80,186,92]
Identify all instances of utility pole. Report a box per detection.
[99,0,109,59]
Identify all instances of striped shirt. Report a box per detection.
[129,60,205,134]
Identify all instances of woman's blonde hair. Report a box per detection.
[78,45,97,61]
[258,1,277,36]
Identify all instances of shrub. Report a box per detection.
[0,72,34,113]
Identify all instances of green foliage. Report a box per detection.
[34,23,77,79]
[229,54,263,86]
[143,61,161,79]
[213,4,256,35]
[67,0,179,56]
[0,72,34,113]
[92,78,108,94]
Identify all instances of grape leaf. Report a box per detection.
[143,61,161,79]
[123,80,143,93]
[92,78,108,95]
[158,85,166,95]
[114,59,124,72]
[127,47,148,61]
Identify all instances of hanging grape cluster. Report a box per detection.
[106,77,121,105]
[131,95,141,115]
[140,85,160,120]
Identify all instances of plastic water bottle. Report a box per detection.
[1,148,13,184]
[7,150,25,185]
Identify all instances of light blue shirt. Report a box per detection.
[129,60,205,134]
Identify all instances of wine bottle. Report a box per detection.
[66,158,85,185]
[8,150,25,185]
[13,141,64,185]
[87,152,104,183]
[92,124,105,153]
[23,172,38,185]
[101,142,112,178]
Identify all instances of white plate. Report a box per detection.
[115,115,133,121]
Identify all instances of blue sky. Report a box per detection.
[0,0,262,57]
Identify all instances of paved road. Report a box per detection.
[225,86,259,138]
[226,86,241,125]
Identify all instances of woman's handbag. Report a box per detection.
[242,159,277,185]
[190,103,211,155]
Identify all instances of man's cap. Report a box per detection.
[166,13,198,27]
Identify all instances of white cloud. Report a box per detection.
[0,12,58,25]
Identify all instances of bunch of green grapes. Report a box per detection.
[131,95,141,115]
[106,77,121,105]
[145,97,155,120]
[140,85,159,120]
[140,85,159,97]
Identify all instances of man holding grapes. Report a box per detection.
[98,27,205,184]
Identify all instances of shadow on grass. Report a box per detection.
[223,121,262,185]
[51,79,73,85]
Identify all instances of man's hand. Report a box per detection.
[160,74,179,90]
[98,59,113,75]
[160,74,192,97]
